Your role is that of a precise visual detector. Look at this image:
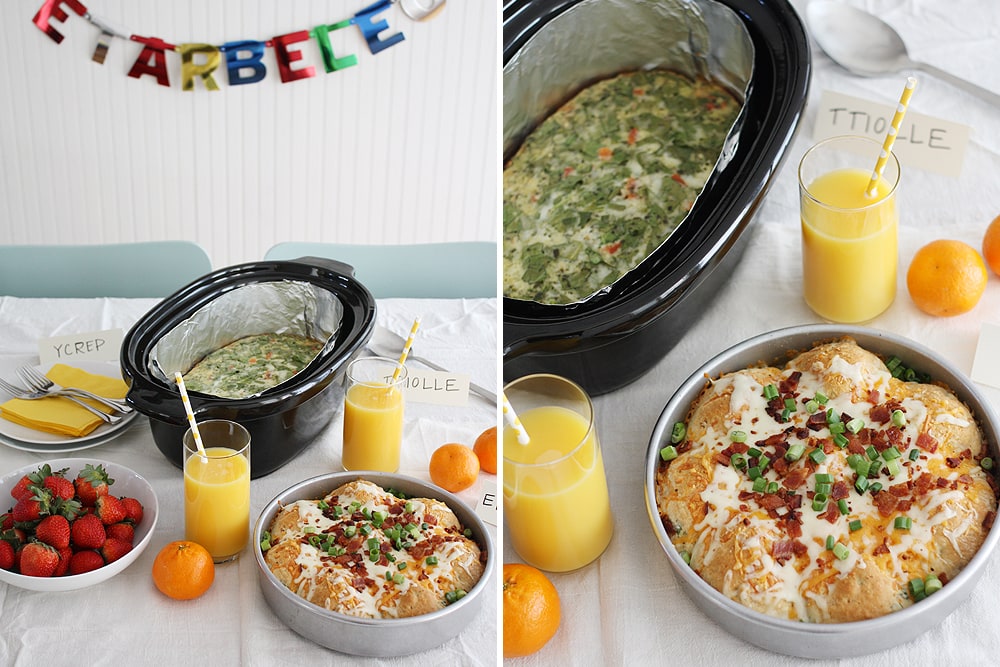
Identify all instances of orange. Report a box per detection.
[472,426,497,475]
[982,214,1000,277]
[429,443,480,492]
[151,540,215,600]
[503,563,561,658]
[906,239,987,317]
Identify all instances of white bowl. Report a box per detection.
[0,457,159,592]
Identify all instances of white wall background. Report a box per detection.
[0,0,497,269]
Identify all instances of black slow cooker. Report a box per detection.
[121,256,376,478]
[502,0,811,395]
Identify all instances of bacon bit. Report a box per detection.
[873,540,890,556]
[868,390,881,404]
[821,438,836,455]
[598,147,613,161]
[771,539,796,564]
[661,515,676,537]
[957,474,974,486]
[889,482,911,497]
[936,477,950,488]
[632,87,646,96]
[712,452,731,467]
[782,516,803,539]
[946,457,962,469]
[913,472,934,496]
[872,491,899,517]
[780,372,802,394]
[846,436,865,455]
[248,356,258,365]
[916,432,939,453]
[830,481,850,501]
[562,166,575,178]
[603,241,623,255]
[771,457,789,476]
[783,467,810,490]
[869,405,891,423]
[806,413,827,431]
[897,499,912,512]
[623,176,639,199]
[627,127,638,145]
[738,490,755,502]
[820,504,840,524]
[759,494,785,510]
[671,172,687,186]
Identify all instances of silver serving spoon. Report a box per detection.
[807,2,1000,108]
[367,325,497,404]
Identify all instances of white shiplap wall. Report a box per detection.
[0,0,497,269]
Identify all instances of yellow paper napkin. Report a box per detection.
[0,364,128,438]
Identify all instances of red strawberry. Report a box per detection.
[69,549,105,575]
[10,464,52,501]
[120,497,144,524]
[98,537,132,564]
[43,475,76,501]
[95,495,126,525]
[53,546,72,576]
[70,513,106,550]
[19,542,60,577]
[105,522,134,544]
[73,464,113,507]
[11,487,52,524]
[0,540,14,570]
[35,515,71,549]
[1,512,13,530]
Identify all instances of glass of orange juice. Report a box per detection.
[183,419,251,563]
[799,135,901,323]
[342,356,407,472]
[502,374,613,572]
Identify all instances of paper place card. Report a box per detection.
[971,322,1000,390]
[38,328,123,366]
[813,89,971,178]
[401,369,470,406]
[475,476,498,526]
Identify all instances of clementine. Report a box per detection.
[906,239,987,317]
[472,426,497,475]
[152,540,215,600]
[982,214,1000,277]
[429,443,480,492]
[503,563,561,658]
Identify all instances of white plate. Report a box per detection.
[0,361,137,446]
[0,418,144,454]
[0,457,158,592]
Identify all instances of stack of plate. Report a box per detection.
[0,361,139,454]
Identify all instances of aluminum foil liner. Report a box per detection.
[503,0,755,303]
[148,280,344,396]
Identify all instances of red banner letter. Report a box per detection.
[272,30,316,83]
[32,0,87,44]
[128,36,173,88]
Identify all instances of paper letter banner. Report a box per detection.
[29,0,438,92]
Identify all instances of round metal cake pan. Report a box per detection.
[643,324,1000,658]
[253,471,494,657]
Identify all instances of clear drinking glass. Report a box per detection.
[342,356,407,472]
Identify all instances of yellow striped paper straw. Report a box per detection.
[391,317,421,382]
[174,371,206,456]
[867,76,917,197]
[502,392,530,445]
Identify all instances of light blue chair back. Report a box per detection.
[0,241,213,298]
[264,242,497,298]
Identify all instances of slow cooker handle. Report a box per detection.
[277,256,357,281]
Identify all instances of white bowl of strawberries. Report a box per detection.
[0,458,158,592]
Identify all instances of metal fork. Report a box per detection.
[0,377,121,425]
[16,365,133,414]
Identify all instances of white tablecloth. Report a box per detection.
[0,296,498,666]
[503,0,1000,664]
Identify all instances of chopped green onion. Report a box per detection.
[894,516,912,531]
[445,589,467,604]
[748,466,763,480]
[809,448,827,465]
[815,392,829,405]
[854,476,870,494]
[814,473,834,483]
[680,550,692,565]
[869,482,883,493]
[826,408,841,424]
[892,410,907,427]
[812,494,828,512]
[404,501,415,514]
[833,433,850,448]
[393,573,405,585]
[847,453,864,470]
[766,481,779,494]
[908,449,921,462]
[854,459,871,479]
[758,456,771,471]
[660,445,678,462]
[832,543,850,560]
[908,577,926,601]
[838,499,849,515]
[426,556,438,566]
[886,356,902,371]
[359,524,373,536]
[849,519,863,532]
[398,562,407,570]
[780,408,792,422]
[260,537,272,551]
[784,397,797,412]
[763,384,779,400]
[332,505,343,518]
[317,499,329,510]
[731,453,747,470]
[303,526,317,534]
[671,422,687,444]
[463,528,473,539]
[882,446,902,461]
[344,525,357,538]
[847,418,865,434]
[815,482,832,496]
[829,421,846,435]
[747,447,762,459]
[805,399,819,414]
[369,549,380,562]
[730,430,747,443]
[982,457,995,471]
[924,575,942,596]
[752,477,767,493]
[825,535,835,550]
[785,444,806,462]
[865,445,879,461]
[886,459,902,478]
[367,537,379,550]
